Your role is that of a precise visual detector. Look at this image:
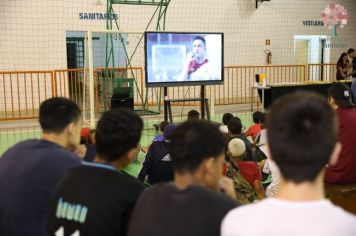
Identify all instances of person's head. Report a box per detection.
[267,92,340,184]
[222,113,234,125]
[227,138,246,161]
[227,117,242,135]
[159,121,169,133]
[187,109,200,120]
[163,123,176,141]
[95,108,143,168]
[252,111,263,124]
[337,52,348,65]
[39,97,81,150]
[259,112,267,129]
[192,36,206,60]
[169,120,227,190]
[347,48,355,58]
[328,83,354,108]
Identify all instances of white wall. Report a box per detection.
[0,0,355,113]
[0,0,355,70]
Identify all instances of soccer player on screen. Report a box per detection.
[178,36,217,81]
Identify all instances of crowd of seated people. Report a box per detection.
[0,84,356,236]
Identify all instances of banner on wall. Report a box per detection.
[79,13,118,20]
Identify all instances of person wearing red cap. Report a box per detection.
[80,127,91,143]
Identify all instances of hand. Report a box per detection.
[219,176,236,199]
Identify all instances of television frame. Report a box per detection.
[144,31,224,88]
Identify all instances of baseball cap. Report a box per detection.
[80,127,91,142]
[228,138,246,157]
[328,83,354,108]
[163,124,176,139]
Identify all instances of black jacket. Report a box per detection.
[138,141,174,185]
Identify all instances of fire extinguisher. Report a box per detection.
[265,50,272,64]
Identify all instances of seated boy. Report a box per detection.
[244,111,262,142]
[227,138,266,201]
[47,108,145,236]
[128,120,238,236]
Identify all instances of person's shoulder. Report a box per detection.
[190,185,239,208]
[52,147,82,165]
[243,161,258,168]
[141,182,170,194]
[1,139,80,163]
[324,202,356,223]
[135,182,170,203]
[141,183,237,206]
[118,171,146,190]
[223,199,271,225]
[2,139,38,153]
[153,134,164,142]
[150,140,168,147]
[238,160,259,171]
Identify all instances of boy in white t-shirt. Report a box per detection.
[222,92,356,236]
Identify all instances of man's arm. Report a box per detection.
[338,66,349,79]
[346,70,356,77]
[137,147,154,182]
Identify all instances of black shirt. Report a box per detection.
[128,183,239,236]
[137,141,174,185]
[0,139,81,236]
[47,162,145,236]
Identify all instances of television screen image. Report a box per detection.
[145,32,224,87]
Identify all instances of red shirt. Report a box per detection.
[188,59,208,75]
[236,161,262,186]
[245,124,261,141]
[325,108,356,184]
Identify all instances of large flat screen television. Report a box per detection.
[145,32,224,87]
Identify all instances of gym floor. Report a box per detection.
[0,111,255,177]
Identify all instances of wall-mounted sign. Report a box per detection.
[79,13,118,20]
[302,20,324,26]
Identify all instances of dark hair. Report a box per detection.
[39,97,81,133]
[187,109,200,120]
[227,117,242,135]
[328,82,354,108]
[159,121,169,132]
[267,92,337,183]
[95,108,143,162]
[222,113,234,125]
[259,112,267,124]
[252,111,263,124]
[347,48,355,54]
[169,120,227,173]
[337,52,348,66]
[193,36,206,48]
